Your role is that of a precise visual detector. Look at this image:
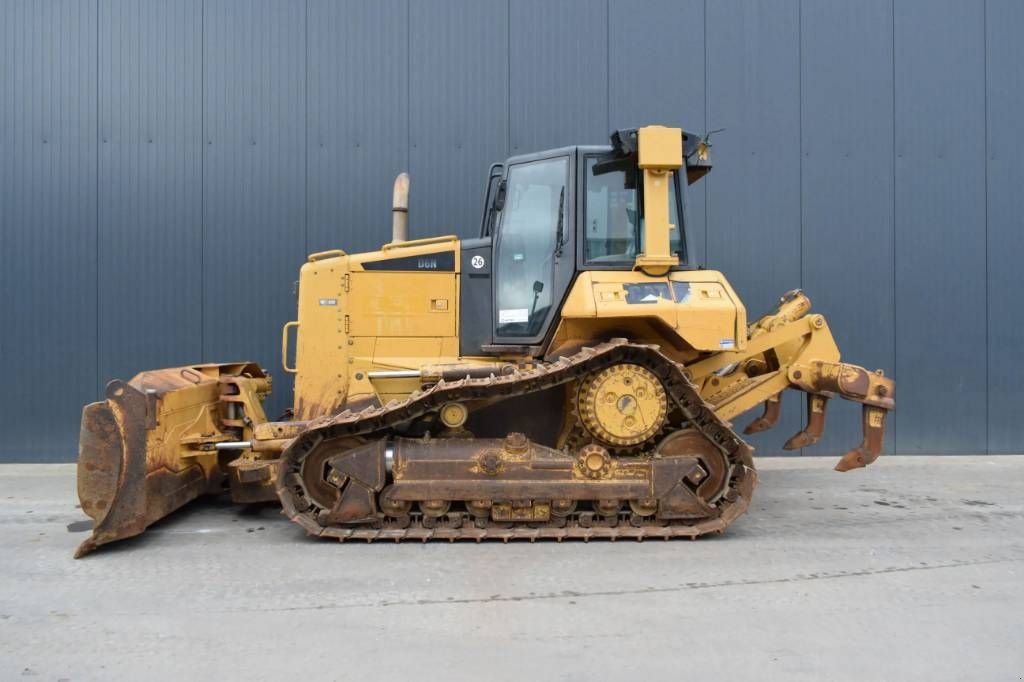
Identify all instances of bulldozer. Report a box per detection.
[75,125,895,557]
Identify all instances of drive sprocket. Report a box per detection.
[576,363,668,448]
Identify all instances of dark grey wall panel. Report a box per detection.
[307,0,409,254]
[3,1,1024,460]
[608,0,703,130]
[0,1,98,461]
[509,0,607,153]
[608,0,707,267]
[987,0,1024,453]
[800,0,895,454]
[894,0,987,453]
[202,0,306,419]
[706,0,803,455]
[98,0,203,384]
[409,0,509,240]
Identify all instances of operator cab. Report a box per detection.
[459,128,711,357]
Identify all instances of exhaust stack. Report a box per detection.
[391,172,410,243]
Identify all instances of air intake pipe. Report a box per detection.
[392,172,410,243]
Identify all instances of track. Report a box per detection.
[276,339,758,542]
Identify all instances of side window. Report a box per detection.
[584,157,687,266]
[495,157,568,338]
[584,158,639,264]
[668,174,685,261]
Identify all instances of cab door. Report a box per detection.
[490,151,576,351]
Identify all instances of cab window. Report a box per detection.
[495,157,568,338]
[584,156,685,266]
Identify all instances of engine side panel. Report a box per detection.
[292,255,351,420]
[293,240,477,419]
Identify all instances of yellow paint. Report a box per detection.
[349,238,462,270]
[553,270,746,353]
[290,241,469,419]
[291,253,350,419]
[81,123,899,553]
[578,364,667,446]
[669,271,748,352]
[689,315,843,421]
[634,125,682,275]
[348,272,457,337]
[283,126,852,435]
[637,125,683,170]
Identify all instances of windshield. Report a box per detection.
[584,156,685,266]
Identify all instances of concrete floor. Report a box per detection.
[0,457,1022,682]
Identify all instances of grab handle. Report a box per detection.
[281,321,299,373]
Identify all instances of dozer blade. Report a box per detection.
[75,365,260,557]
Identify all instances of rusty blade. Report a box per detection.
[74,368,241,557]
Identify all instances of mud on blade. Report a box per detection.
[75,364,269,557]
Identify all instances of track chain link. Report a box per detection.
[277,340,758,542]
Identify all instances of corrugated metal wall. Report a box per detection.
[1,0,1021,461]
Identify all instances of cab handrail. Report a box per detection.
[381,235,458,251]
[307,249,347,262]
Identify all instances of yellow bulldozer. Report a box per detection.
[75,125,894,556]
